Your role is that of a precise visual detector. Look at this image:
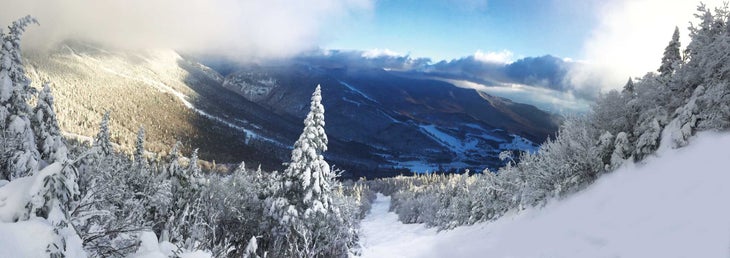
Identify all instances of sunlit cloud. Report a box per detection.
[473,50,514,64]
[361,48,404,59]
[570,0,725,91]
[443,79,591,114]
[0,0,373,61]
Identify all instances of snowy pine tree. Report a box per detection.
[134,126,146,167]
[610,132,632,169]
[276,85,333,217]
[270,84,340,257]
[0,16,40,180]
[93,111,113,156]
[659,26,682,77]
[32,83,68,165]
[166,141,183,179]
[188,148,202,179]
[622,77,635,96]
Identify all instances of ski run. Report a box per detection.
[359,132,730,258]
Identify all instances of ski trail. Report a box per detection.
[358,193,438,258]
[357,132,730,258]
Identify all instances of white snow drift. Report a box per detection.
[359,132,730,258]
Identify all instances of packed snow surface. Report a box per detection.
[359,132,730,258]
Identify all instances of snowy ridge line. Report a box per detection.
[99,66,287,148]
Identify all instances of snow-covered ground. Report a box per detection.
[358,193,439,258]
[359,132,730,258]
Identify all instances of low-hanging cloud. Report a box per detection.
[0,0,372,61]
[570,0,725,91]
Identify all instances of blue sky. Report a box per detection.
[324,0,600,62]
[7,0,711,90]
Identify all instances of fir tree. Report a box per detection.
[622,77,635,95]
[94,111,113,156]
[166,141,182,179]
[134,126,146,167]
[610,132,632,169]
[659,26,682,77]
[188,147,201,174]
[270,85,336,256]
[32,83,67,164]
[0,16,40,180]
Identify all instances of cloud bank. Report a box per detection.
[295,49,431,71]
[0,0,372,61]
[571,0,726,91]
[473,50,514,64]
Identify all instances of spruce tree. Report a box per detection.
[270,85,335,256]
[187,148,203,186]
[284,84,332,215]
[622,77,635,95]
[134,126,146,167]
[94,111,113,156]
[0,16,40,180]
[659,26,682,77]
[166,141,182,179]
[32,83,67,164]
[610,132,632,169]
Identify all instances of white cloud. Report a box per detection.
[361,48,404,59]
[473,49,514,64]
[0,0,373,61]
[570,0,725,91]
[445,79,591,114]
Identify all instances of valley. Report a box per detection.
[24,42,560,177]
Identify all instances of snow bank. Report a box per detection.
[0,218,58,257]
[0,163,86,257]
[0,176,34,222]
[130,231,212,258]
[359,132,730,258]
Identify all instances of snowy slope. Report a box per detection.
[0,163,86,257]
[359,132,730,258]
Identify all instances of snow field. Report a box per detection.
[359,132,730,258]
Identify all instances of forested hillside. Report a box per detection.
[0,17,371,257]
[366,3,730,230]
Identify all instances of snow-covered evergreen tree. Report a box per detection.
[0,16,40,180]
[659,26,682,77]
[270,84,343,257]
[610,132,632,169]
[93,111,112,156]
[597,131,615,169]
[134,126,146,167]
[188,148,202,179]
[668,85,702,148]
[32,83,68,165]
[622,77,635,95]
[166,141,183,179]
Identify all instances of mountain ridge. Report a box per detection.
[23,42,560,177]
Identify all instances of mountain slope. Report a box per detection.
[359,132,730,257]
[23,42,560,177]
[220,65,560,176]
[23,42,290,169]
